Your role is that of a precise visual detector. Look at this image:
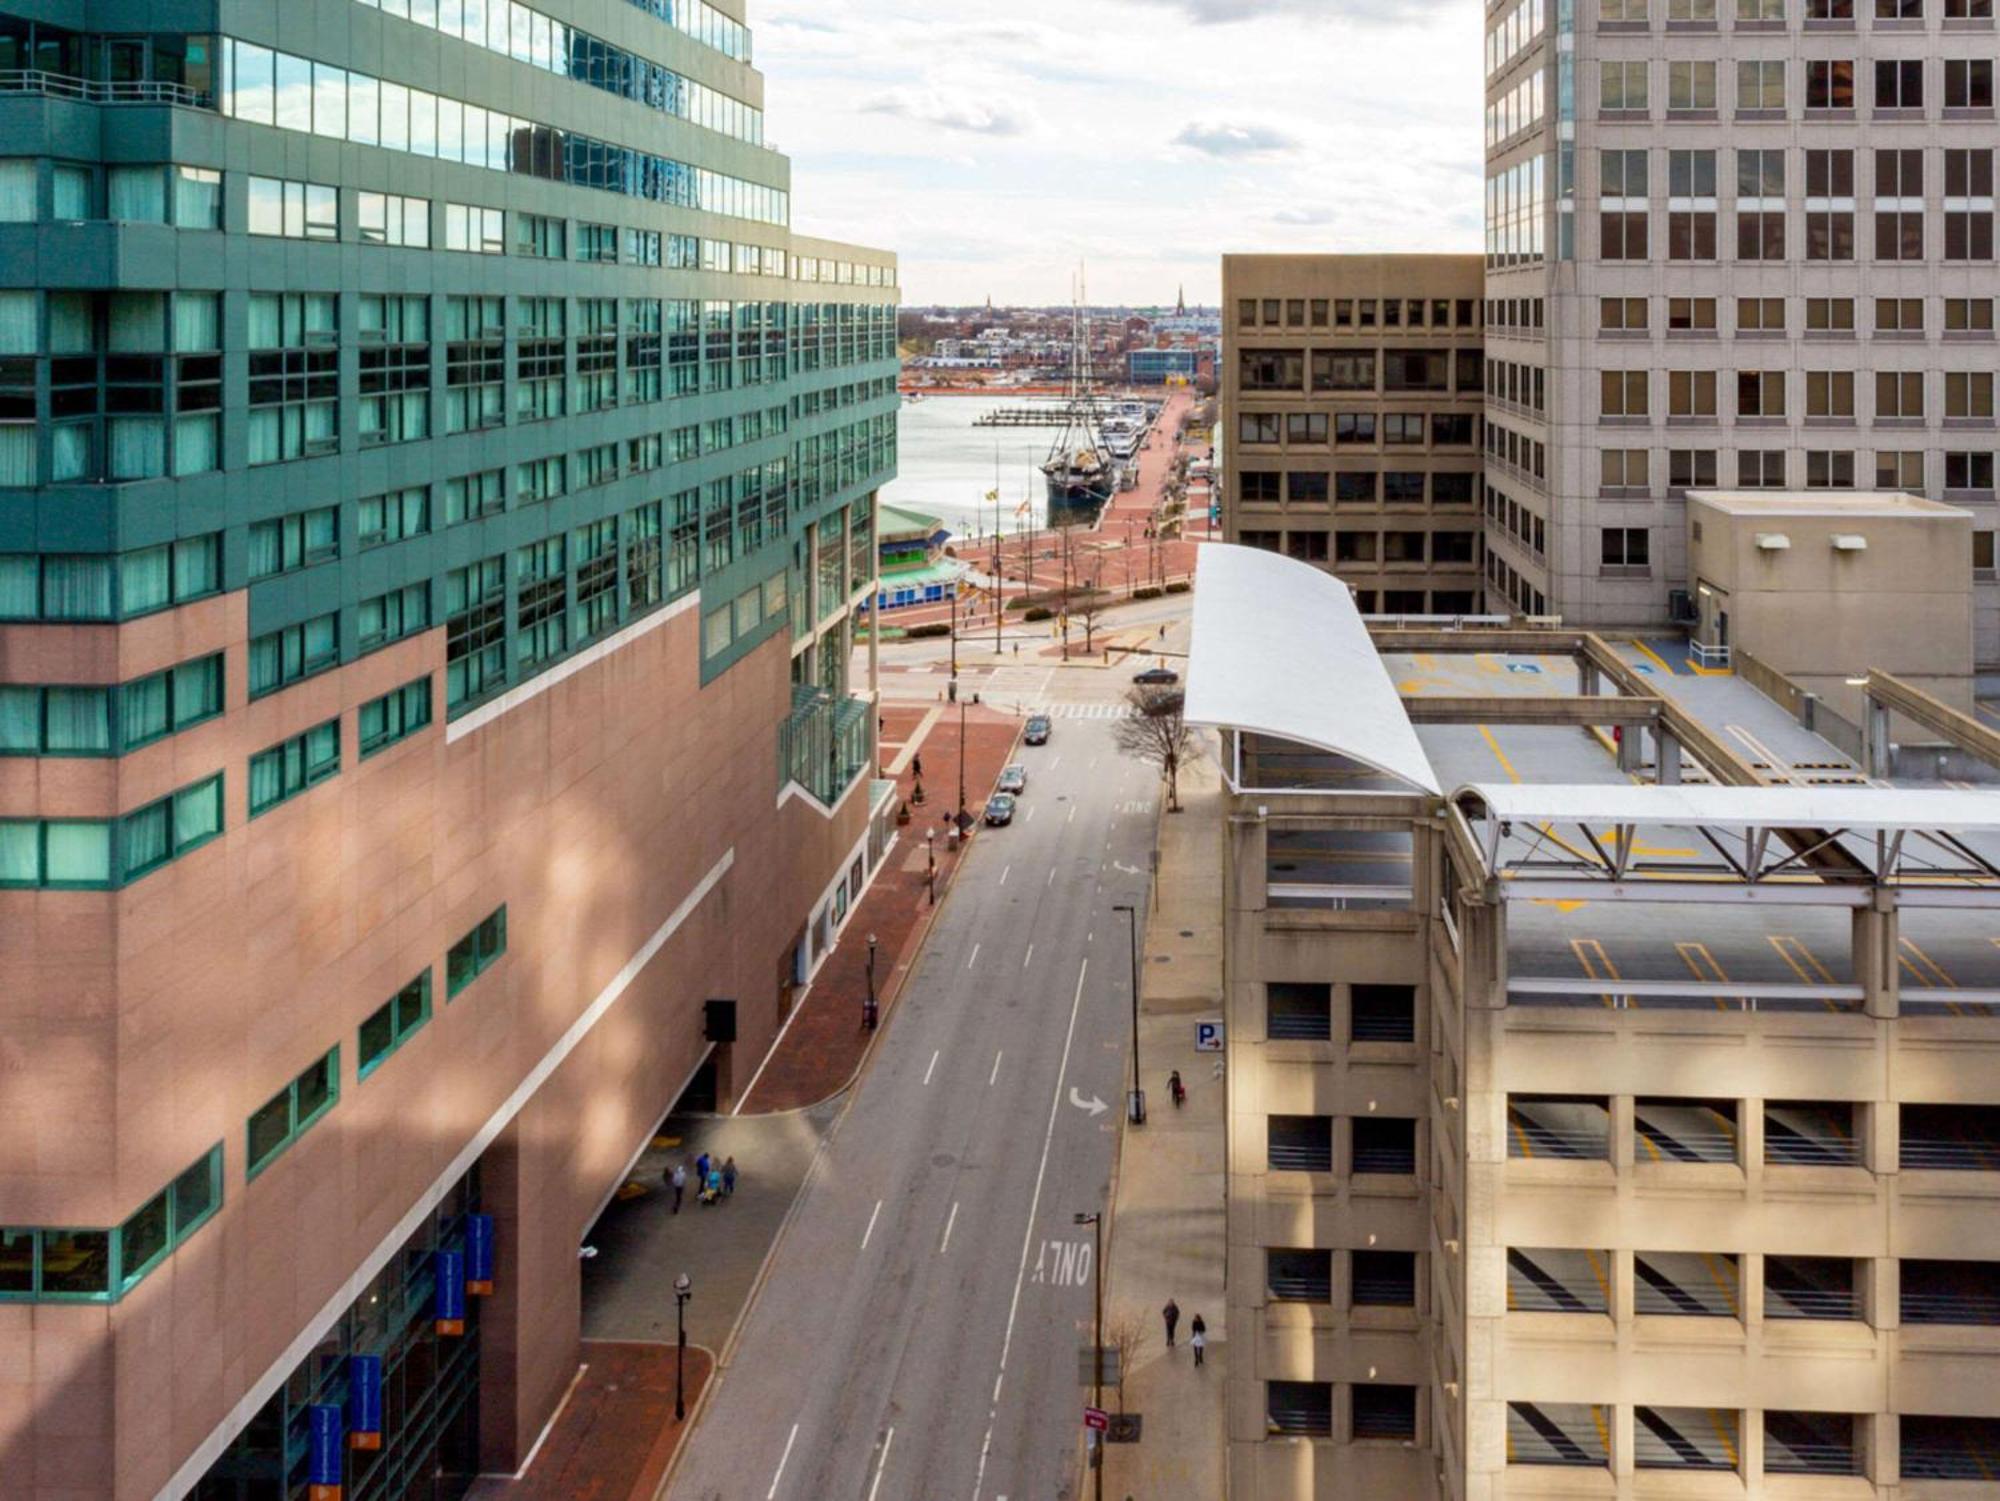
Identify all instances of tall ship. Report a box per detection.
[1041,294,1115,525]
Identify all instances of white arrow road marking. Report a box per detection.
[1112,860,1143,876]
[1069,1088,1108,1117]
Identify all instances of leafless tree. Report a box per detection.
[1113,686,1196,811]
[1074,573,1106,654]
[1105,1313,1149,1413]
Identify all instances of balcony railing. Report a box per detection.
[1902,1416,2000,1479]
[0,70,211,109]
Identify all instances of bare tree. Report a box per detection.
[1113,686,1196,812]
[1105,1313,1149,1413]
[1074,572,1106,654]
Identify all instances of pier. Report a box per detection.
[971,405,1096,427]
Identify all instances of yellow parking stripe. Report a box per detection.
[1676,941,1737,1010]
[1769,936,1843,1013]
[1900,936,1963,1017]
[1572,938,1621,1008]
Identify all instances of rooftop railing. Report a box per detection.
[0,70,210,108]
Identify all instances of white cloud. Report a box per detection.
[758,0,1484,303]
[861,87,1033,137]
[1173,121,1300,157]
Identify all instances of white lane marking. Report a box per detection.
[866,1427,896,1501]
[923,1049,940,1086]
[1046,867,1056,887]
[1022,944,1034,968]
[940,1201,960,1255]
[1026,805,1037,823]
[1051,755,1062,769]
[1067,805,1076,824]
[860,1199,883,1251]
[1001,864,1011,885]
[768,1423,800,1499]
[967,943,981,969]
[989,1050,1003,1085]
[970,960,1092,1501]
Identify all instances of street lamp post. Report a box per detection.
[1113,904,1144,1125]
[673,1272,692,1420]
[925,829,936,905]
[957,693,968,828]
[865,933,878,1030]
[1075,1210,1104,1501]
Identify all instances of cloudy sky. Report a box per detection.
[755,0,1485,307]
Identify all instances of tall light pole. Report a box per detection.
[957,693,968,828]
[865,933,879,1029]
[1113,903,1144,1124]
[673,1272,692,1420]
[925,829,936,905]
[1074,1209,1104,1501]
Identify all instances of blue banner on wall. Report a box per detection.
[467,1213,495,1294]
[308,1403,344,1488]
[435,1249,466,1334]
[347,1354,383,1450]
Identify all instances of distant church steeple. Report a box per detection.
[1176,284,1186,315]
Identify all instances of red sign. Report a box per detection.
[1083,1407,1110,1432]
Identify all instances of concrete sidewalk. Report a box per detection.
[1102,747,1227,1500]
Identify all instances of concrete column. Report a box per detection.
[1866,696,1893,780]
[1578,659,1600,698]
[1656,728,1682,785]
[1617,724,1643,774]
[1854,899,1900,1020]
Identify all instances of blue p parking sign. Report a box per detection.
[1195,1020,1225,1052]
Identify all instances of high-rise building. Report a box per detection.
[1482,0,1998,665]
[0,3,897,1497]
[1189,541,2000,1501]
[1221,256,1488,614]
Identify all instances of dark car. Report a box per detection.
[1023,715,1052,745]
[983,793,1017,826]
[1132,667,1180,686]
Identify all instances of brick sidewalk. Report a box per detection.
[736,703,1024,1113]
[468,1342,711,1501]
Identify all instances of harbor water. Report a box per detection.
[879,397,1071,541]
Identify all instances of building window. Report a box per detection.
[1351,984,1417,1042]
[1738,370,1787,417]
[1806,59,1856,111]
[626,298,663,405]
[1,774,221,890]
[1947,452,1996,491]
[359,971,432,1080]
[1879,451,1925,492]
[1738,59,1785,111]
[1945,58,1995,110]
[515,212,566,258]
[1738,449,1785,487]
[447,906,508,998]
[246,1047,339,1177]
[1266,1248,1331,1303]
[0,1145,222,1304]
[1600,370,1649,418]
[174,167,222,228]
[1947,371,1996,419]
[1738,297,1785,331]
[1877,372,1925,420]
[358,294,431,446]
[1946,297,1995,333]
[1,654,222,758]
[1807,297,1855,332]
[446,558,507,711]
[1670,370,1718,417]
[1353,1116,1417,1174]
[516,455,566,505]
[1945,150,1995,260]
[248,721,340,816]
[245,175,336,239]
[1806,450,1856,487]
[1600,60,1649,111]
[1353,1385,1419,1442]
[358,583,430,654]
[359,678,433,759]
[444,202,504,253]
[248,614,339,698]
[357,192,430,247]
[1268,1114,1333,1172]
[1508,1248,1612,1312]
[248,505,338,580]
[577,221,618,262]
[516,297,567,421]
[573,520,621,643]
[1268,1382,1334,1438]
[1805,369,1856,418]
[359,485,430,548]
[247,292,338,464]
[1668,60,1717,111]
[576,298,618,413]
[445,296,505,432]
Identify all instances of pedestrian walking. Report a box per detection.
[1191,1325,1206,1367]
[1162,1298,1180,1348]
[912,753,924,779]
[722,1156,738,1195]
[668,1161,686,1213]
[695,1151,711,1187]
[1169,1069,1185,1108]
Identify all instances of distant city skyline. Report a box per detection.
[762,0,1485,306]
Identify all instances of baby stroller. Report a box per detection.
[698,1168,723,1206]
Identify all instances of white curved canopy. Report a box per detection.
[1184,544,1440,794]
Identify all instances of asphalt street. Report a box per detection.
[668,677,1172,1501]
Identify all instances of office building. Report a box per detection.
[1188,542,2000,1500]
[1221,255,1487,616]
[1482,0,1999,668]
[0,2,896,1497]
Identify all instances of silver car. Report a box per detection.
[997,764,1027,794]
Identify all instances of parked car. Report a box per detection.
[983,793,1017,826]
[1023,715,1052,745]
[1132,667,1180,686]
[997,764,1027,794]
